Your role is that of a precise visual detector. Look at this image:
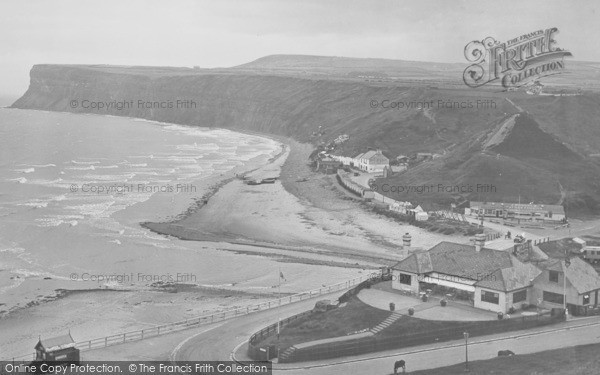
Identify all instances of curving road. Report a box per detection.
[170,290,600,374]
[170,296,324,363]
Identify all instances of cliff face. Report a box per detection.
[11,65,508,151]
[11,63,600,213]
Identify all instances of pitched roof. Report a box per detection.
[361,150,379,160]
[36,333,75,351]
[394,242,547,292]
[393,242,512,280]
[394,251,434,274]
[358,150,389,162]
[476,258,541,291]
[537,257,600,294]
[427,242,513,278]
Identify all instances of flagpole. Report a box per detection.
[277,267,282,361]
[277,267,281,334]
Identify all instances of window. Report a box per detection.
[549,270,559,283]
[583,294,590,305]
[481,290,499,304]
[513,289,527,304]
[543,291,564,304]
[399,273,412,285]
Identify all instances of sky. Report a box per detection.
[1,0,599,96]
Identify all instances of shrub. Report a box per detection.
[508,306,516,314]
[408,307,415,316]
[440,299,447,307]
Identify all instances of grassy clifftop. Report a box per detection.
[11,56,600,215]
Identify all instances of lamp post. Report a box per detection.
[463,332,469,372]
[564,251,571,320]
[259,347,269,361]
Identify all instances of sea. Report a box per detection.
[0,108,286,313]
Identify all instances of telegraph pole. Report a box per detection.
[564,250,571,319]
[464,332,469,372]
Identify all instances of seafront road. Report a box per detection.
[80,286,600,374]
[170,296,600,374]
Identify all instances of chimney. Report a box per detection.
[402,233,412,248]
[475,233,486,252]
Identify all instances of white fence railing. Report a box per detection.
[3,273,376,362]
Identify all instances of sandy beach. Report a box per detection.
[0,113,367,359]
[145,138,467,264]
[0,112,466,360]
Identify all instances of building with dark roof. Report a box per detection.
[35,332,79,362]
[391,235,600,314]
[531,257,600,314]
[466,201,566,223]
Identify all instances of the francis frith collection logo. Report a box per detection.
[463,28,572,89]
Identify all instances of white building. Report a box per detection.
[392,236,600,314]
[354,150,389,173]
[466,202,566,223]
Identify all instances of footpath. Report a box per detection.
[232,315,600,374]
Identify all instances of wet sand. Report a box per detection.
[144,137,466,264]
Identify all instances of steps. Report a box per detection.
[279,313,402,363]
[370,312,403,334]
[278,347,296,362]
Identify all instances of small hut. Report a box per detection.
[35,333,79,362]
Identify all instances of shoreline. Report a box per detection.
[0,108,470,359]
[140,140,288,229]
[0,109,287,308]
[0,110,371,359]
[141,133,468,264]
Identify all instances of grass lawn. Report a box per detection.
[409,342,600,375]
[260,296,390,349]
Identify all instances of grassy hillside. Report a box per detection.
[11,55,600,215]
[376,113,600,213]
[410,342,600,375]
